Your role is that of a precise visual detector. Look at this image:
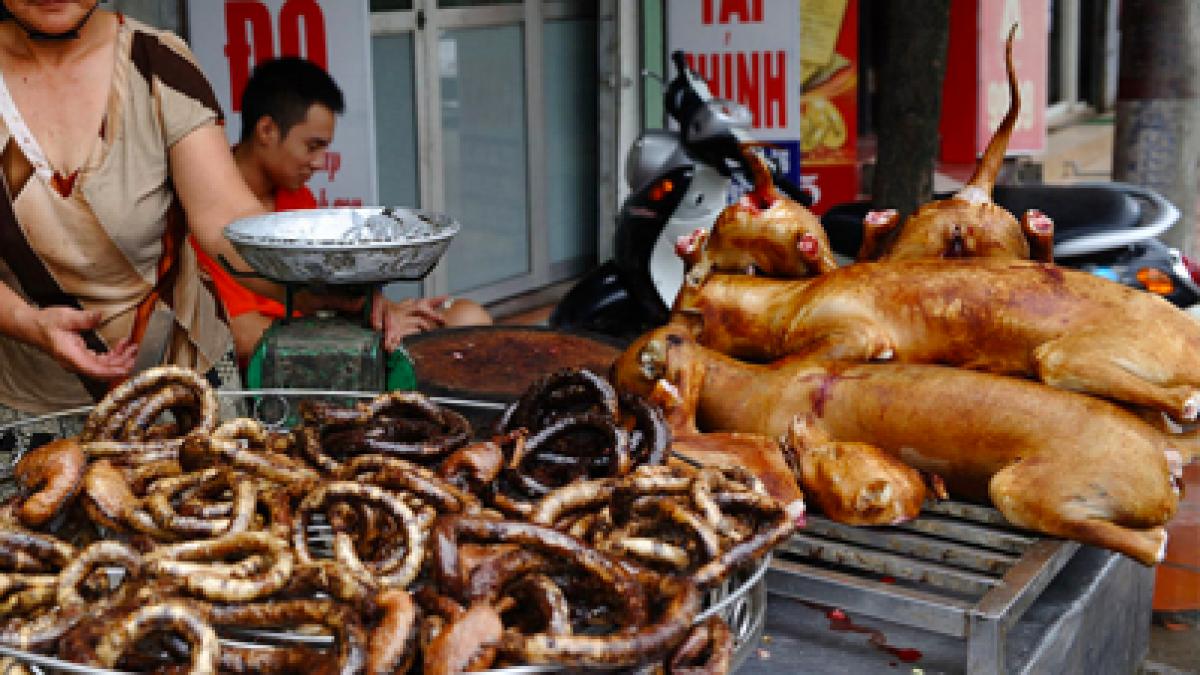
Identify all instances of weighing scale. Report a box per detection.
[220,207,459,392]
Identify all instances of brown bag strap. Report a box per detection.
[125,199,187,372]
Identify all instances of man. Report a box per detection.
[195,57,489,365]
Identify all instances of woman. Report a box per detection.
[0,1,413,416]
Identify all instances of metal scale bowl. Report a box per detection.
[222,207,459,392]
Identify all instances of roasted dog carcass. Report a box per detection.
[638,375,805,508]
[785,416,931,526]
[676,151,838,286]
[675,260,1200,421]
[858,26,1054,263]
[613,326,1192,565]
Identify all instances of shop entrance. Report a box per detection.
[370,1,598,307]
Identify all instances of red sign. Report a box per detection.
[940,0,1048,163]
[190,1,377,207]
[223,0,329,112]
[684,0,782,128]
[668,0,802,143]
[700,0,766,24]
[684,51,790,130]
[799,0,859,214]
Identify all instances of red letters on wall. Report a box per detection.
[684,51,787,130]
[223,0,329,112]
[701,0,764,25]
[223,2,271,112]
[279,0,328,70]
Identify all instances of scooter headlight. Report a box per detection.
[648,179,675,202]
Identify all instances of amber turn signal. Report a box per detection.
[648,179,675,202]
[1136,267,1175,296]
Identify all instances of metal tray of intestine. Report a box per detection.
[0,390,770,674]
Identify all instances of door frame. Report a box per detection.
[371,1,596,305]
[1047,0,1093,127]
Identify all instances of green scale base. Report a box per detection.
[244,315,416,392]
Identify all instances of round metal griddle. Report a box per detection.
[404,325,627,402]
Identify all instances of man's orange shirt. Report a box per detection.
[193,186,317,319]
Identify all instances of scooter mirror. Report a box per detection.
[687,99,753,146]
[641,69,667,89]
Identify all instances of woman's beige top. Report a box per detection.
[0,16,231,413]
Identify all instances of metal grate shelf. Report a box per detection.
[767,500,1080,674]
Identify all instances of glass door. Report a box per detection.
[436,12,531,295]
[1047,0,1089,126]
[370,2,423,299]
[371,1,597,306]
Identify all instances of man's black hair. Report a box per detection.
[239,57,344,143]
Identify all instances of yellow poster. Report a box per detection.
[800,0,849,85]
[800,0,855,161]
[798,0,858,213]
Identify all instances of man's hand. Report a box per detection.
[25,307,137,381]
[370,291,448,352]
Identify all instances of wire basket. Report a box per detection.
[0,390,770,674]
[0,389,499,465]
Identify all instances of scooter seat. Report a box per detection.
[993,184,1140,236]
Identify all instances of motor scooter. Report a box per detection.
[549,51,810,341]
[554,54,1195,340]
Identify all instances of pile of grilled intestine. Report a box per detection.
[0,365,795,674]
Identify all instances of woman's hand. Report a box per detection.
[23,307,137,381]
[370,292,448,352]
